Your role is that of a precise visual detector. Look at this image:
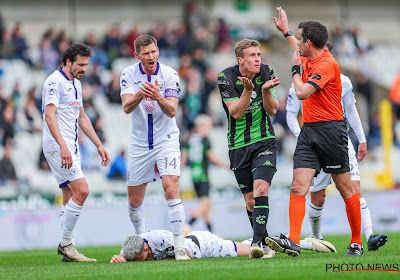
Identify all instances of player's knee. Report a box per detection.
[246,199,255,210]
[164,186,179,200]
[290,181,307,196]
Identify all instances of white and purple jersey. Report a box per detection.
[42,68,83,154]
[120,62,180,150]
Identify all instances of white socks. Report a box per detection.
[167,197,186,249]
[61,198,82,246]
[360,197,373,240]
[60,204,65,230]
[308,203,323,240]
[128,204,145,234]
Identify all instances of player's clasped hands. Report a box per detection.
[238,77,254,91]
[140,79,162,101]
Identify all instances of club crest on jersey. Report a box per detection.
[158,81,165,91]
[145,102,155,113]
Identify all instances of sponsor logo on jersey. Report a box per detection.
[251,91,257,99]
[145,102,155,113]
[69,101,81,106]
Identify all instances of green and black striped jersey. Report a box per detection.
[218,64,277,150]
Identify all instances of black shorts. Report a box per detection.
[294,120,349,174]
[229,139,277,193]
[193,181,210,197]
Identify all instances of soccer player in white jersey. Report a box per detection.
[286,42,387,252]
[110,229,252,263]
[120,34,189,260]
[42,43,110,262]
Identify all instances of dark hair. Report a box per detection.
[61,43,92,65]
[325,42,334,52]
[134,34,157,54]
[298,21,328,49]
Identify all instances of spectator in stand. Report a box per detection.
[0,142,18,186]
[1,30,15,59]
[18,95,43,133]
[107,149,127,180]
[12,22,32,66]
[1,101,15,146]
[125,24,142,55]
[38,148,50,170]
[103,25,122,68]
[84,32,109,69]
[40,37,60,74]
[106,73,122,104]
[390,72,400,145]
[215,18,231,52]
[82,64,104,94]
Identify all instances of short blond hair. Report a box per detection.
[235,39,260,58]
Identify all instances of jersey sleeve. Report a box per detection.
[341,76,356,109]
[286,84,302,113]
[266,67,278,100]
[43,79,61,108]
[120,68,136,96]
[218,71,239,101]
[306,60,336,91]
[164,69,180,99]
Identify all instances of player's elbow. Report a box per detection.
[123,105,132,114]
[44,112,54,126]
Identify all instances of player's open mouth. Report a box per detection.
[149,62,155,67]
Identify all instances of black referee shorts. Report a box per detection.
[294,120,349,175]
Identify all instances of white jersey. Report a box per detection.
[42,68,83,154]
[120,62,181,150]
[122,229,237,260]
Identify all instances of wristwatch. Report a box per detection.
[284,30,293,38]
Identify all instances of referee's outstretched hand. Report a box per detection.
[273,7,289,34]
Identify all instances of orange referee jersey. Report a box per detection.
[301,50,343,123]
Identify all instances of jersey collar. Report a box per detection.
[58,67,71,81]
[139,62,160,75]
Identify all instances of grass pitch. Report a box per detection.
[0,233,399,280]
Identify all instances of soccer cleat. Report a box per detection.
[175,248,190,260]
[261,245,275,259]
[249,243,264,259]
[265,234,300,257]
[367,234,387,251]
[305,236,337,253]
[344,243,363,256]
[57,243,97,262]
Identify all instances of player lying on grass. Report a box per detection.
[110,230,273,263]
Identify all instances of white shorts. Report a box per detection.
[188,231,238,259]
[309,136,360,192]
[127,140,181,186]
[44,151,84,188]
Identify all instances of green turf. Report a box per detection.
[0,233,399,280]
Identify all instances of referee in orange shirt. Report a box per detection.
[265,7,363,257]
